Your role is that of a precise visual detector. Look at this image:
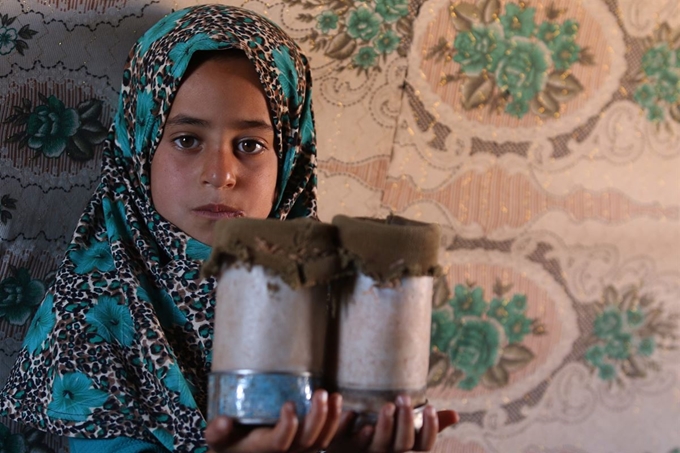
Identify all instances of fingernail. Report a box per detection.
[318,390,328,403]
[425,405,436,418]
[396,395,411,407]
[212,417,231,432]
[384,403,396,417]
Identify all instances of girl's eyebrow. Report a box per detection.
[237,119,273,131]
[165,114,272,131]
[165,114,210,128]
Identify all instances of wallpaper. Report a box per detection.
[0,0,678,452]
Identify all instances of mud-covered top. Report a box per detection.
[202,217,341,288]
[332,214,441,284]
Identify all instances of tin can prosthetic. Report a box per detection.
[202,218,340,424]
[331,215,441,427]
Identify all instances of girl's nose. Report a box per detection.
[202,148,237,188]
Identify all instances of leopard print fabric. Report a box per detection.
[0,5,318,452]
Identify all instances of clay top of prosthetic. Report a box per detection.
[202,218,341,289]
[332,214,441,285]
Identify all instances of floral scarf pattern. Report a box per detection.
[0,5,317,452]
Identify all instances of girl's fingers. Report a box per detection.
[293,390,329,449]
[335,409,357,438]
[369,402,396,451]
[313,393,343,448]
[392,395,415,452]
[413,405,438,451]
[204,403,459,452]
[205,416,235,450]
[270,402,299,451]
[357,424,375,451]
[205,411,297,453]
[437,409,460,432]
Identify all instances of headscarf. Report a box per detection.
[0,5,317,452]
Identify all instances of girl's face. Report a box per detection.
[150,54,278,246]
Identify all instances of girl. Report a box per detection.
[0,4,457,452]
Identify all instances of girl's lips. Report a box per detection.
[193,204,245,220]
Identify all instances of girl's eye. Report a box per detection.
[173,136,199,150]
[237,139,265,154]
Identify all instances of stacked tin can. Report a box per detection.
[202,217,340,424]
[203,214,440,426]
[330,215,441,427]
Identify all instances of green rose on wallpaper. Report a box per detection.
[0,422,56,453]
[503,313,533,344]
[26,96,81,156]
[374,30,401,55]
[655,69,679,103]
[535,21,560,48]
[642,43,674,77]
[631,24,680,124]
[453,24,506,75]
[450,285,486,317]
[646,104,665,121]
[488,294,532,343]
[431,310,458,352]
[0,266,46,326]
[504,99,529,117]
[496,38,551,102]
[449,319,500,389]
[428,1,593,119]
[290,0,413,75]
[429,281,545,391]
[0,193,16,225]
[375,0,409,23]
[594,306,623,339]
[0,14,38,56]
[634,83,657,108]
[583,285,678,383]
[354,46,379,69]
[536,19,581,71]
[0,26,17,55]
[4,95,109,161]
[316,11,339,34]
[499,3,535,38]
[347,7,382,41]
[551,39,581,71]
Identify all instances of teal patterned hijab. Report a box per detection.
[0,5,317,452]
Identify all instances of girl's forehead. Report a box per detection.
[168,55,272,125]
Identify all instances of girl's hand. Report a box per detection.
[205,390,342,453]
[327,396,459,452]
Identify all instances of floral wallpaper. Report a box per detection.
[0,0,678,452]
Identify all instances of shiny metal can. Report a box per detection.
[208,370,321,424]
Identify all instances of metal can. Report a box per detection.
[203,218,340,424]
[330,215,441,424]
